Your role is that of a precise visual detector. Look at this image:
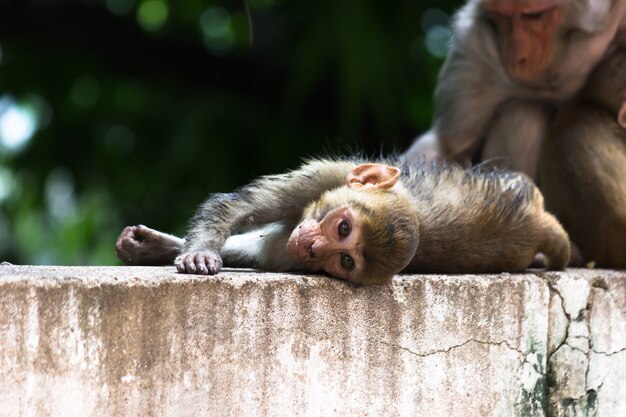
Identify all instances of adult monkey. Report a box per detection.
[405,0,626,178]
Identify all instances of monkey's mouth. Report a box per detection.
[288,228,316,268]
[296,240,314,265]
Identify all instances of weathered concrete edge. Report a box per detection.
[0,264,603,286]
[1,265,625,417]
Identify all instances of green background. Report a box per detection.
[0,0,458,265]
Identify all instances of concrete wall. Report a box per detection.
[0,265,624,417]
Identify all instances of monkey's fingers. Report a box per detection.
[175,254,197,274]
[174,255,185,273]
[175,252,222,275]
[203,253,222,275]
[115,226,142,264]
[134,224,156,241]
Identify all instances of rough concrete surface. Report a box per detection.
[0,265,624,417]
[545,270,626,417]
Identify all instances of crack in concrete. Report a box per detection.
[544,275,619,415]
[551,278,595,391]
[584,284,594,393]
[377,337,544,372]
[561,341,589,356]
[591,346,626,357]
[547,282,571,360]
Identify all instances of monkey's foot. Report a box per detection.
[175,251,223,275]
[529,253,547,268]
[529,241,585,269]
[115,225,182,266]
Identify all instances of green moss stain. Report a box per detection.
[515,340,548,417]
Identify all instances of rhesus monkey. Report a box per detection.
[539,49,626,268]
[405,0,626,179]
[116,159,570,284]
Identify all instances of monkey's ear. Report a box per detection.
[346,163,401,190]
[618,103,626,129]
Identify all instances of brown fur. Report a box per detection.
[400,163,569,273]
[540,97,626,268]
[117,157,569,283]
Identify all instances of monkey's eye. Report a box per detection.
[340,254,355,271]
[338,220,351,238]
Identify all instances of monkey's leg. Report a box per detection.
[481,100,551,179]
[115,225,184,266]
[540,109,626,268]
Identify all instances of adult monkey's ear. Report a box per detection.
[618,102,626,129]
[346,163,401,190]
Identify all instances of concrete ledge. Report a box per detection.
[0,265,624,417]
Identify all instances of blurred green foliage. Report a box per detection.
[0,0,457,265]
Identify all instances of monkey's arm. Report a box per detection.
[405,5,508,164]
[177,159,357,274]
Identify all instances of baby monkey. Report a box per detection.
[116,158,569,285]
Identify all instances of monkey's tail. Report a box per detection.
[538,213,570,270]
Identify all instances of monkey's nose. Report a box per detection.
[307,244,315,258]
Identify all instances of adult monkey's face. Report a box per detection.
[484,0,565,86]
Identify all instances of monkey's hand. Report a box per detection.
[116,225,183,266]
[175,250,223,275]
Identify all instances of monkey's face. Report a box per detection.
[287,205,365,282]
[287,187,419,285]
[485,0,565,86]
